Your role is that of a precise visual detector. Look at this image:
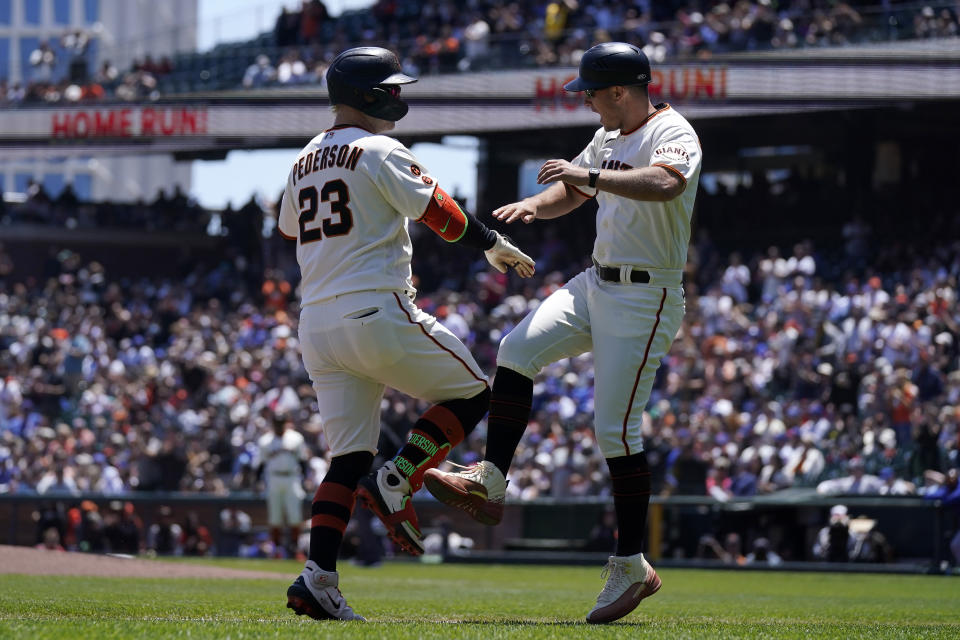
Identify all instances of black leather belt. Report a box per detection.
[592,258,651,284]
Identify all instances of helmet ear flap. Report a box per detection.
[359,86,408,121]
[366,86,390,103]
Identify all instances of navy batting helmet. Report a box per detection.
[564,42,651,92]
[326,47,417,121]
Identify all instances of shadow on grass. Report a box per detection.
[386,619,648,627]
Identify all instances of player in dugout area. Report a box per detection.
[425,42,702,624]
[279,46,535,622]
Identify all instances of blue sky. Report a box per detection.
[191,0,478,211]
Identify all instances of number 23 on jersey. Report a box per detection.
[298,179,354,244]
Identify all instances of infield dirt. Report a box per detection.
[0,545,283,579]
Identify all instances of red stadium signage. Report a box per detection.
[535,66,728,110]
[649,67,728,100]
[51,107,209,138]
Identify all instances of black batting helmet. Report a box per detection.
[326,47,417,121]
[564,42,651,92]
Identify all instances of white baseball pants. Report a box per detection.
[496,268,684,458]
[299,290,488,457]
[267,476,306,526]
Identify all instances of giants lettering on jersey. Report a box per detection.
[600,160,634,171]
[292,144,364,185]
[652,143,690,165]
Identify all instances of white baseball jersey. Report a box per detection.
[496,103,700,458]
[258,428,308,526]
[278,124,438,305]
[282,124,488,459]
[258,429,308,479]
[570,103,701,270]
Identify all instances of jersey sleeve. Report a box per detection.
[568,127,607,198]
[650,126,702,189]
[374,145,437,219]
[277,178,299,240]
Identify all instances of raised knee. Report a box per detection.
[495,334,528,371]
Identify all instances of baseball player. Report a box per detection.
[280,47,535,622]
[425,42,702,624]
[256,414,309,557]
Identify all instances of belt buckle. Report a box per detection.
[619,265,631,284]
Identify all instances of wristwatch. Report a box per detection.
[588,168,601,188]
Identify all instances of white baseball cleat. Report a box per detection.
[356,460,425,556]
[423,460,506,525]
[286,561,365,621]
[586,552,661,624]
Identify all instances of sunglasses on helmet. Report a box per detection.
[380,85,401,98]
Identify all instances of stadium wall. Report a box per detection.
[2,493,950,569]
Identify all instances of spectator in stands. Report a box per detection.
[816,457,884,496]
[730,458,760,497]
[244,54,277,88]
[274,7,301,48]
[61,29,91,83]
[36,464,79,495]
[29,41,56,83]
[721,252,750,303]
[758,453,791,494]
[878,466,916,495]
[707,457,734,501]
[462,12,492,70]
[276,51,308,84]
[668,435,710,495]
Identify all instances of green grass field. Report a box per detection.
[2,559,959,639]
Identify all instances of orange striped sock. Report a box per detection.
[308,481,356,570]
[393,405,466,491]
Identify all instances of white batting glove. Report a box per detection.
[485,232,536,278]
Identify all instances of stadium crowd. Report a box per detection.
[1,31,173,106]
[0,180,210,233]
[1,177,958,516]
[246,0,960,88]
[2,1,958,103]
[269,0,960,77]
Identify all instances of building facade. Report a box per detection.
[0,0,197,202]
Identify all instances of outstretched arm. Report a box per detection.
[493,182,587,224]
[418,186,535,277]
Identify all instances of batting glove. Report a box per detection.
[485,232,536,278]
